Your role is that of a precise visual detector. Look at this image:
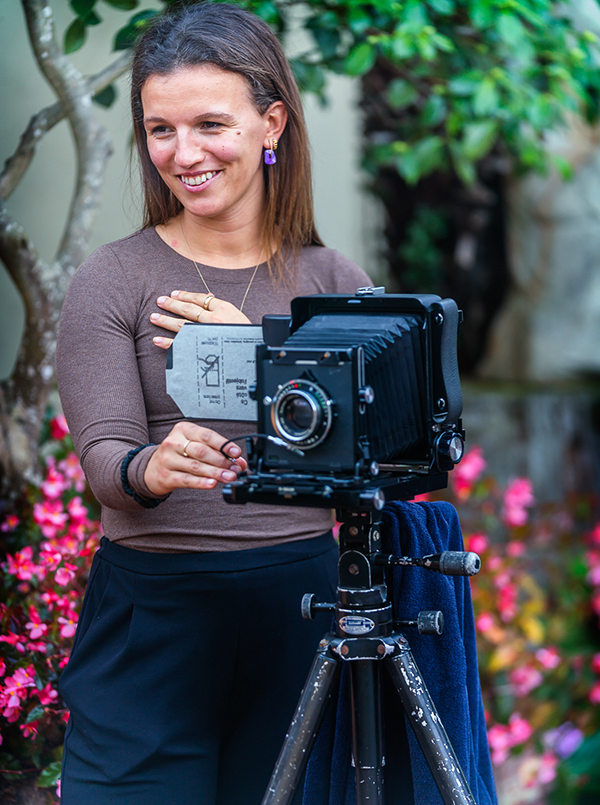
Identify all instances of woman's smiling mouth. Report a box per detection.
[179,171,221,187]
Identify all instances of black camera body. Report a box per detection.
[254,290,463,476]
[223,290,465,510]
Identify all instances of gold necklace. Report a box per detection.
[179,221,260,314]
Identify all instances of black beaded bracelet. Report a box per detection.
[120,444,169,509]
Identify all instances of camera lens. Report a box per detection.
[281,395,315,434]
[271,380,333,449]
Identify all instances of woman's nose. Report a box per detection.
[174,133,204,168]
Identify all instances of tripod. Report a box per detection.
[261,509,481,805]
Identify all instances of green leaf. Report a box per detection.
[348,7,371,36]
[93,84,117,108]
[84,10,102,25]
[450,143,476,184]
[70,0,96,16]
[25,705,45,724]
[567,732,600,777]
[113,11,157,51]
[386,78,419,109]
[549,154,574,181]
[344,42,376,76]
[311,27,341,60]
[36,761,62,788]
[473,78,499,116]
[64,18,87,54]
[448,77,479,97]
[290,60,326,96]
[427,0,454,13]
[397,136,445,184]
[497,13,526,48]
[462,120,498,160]
[253,1,280,26]
[420,94,446,126]
[102,0,138,10]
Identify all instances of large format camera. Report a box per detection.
[224,288,465,510]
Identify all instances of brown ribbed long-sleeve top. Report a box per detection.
[56,227,372,552]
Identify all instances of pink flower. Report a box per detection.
[0,514,19,533]
[55,564,77,587]
[49,414,69,440]
[20,720,39,739]
[509,713,533,744]
[41,466,69,499]
[5,546,43,581]
[25,620,48,640]
[488,724,512,765]
[3,666,36,707]
[58,452,86,492]
[58,611,78,638]
[467,533,488,554]
[3,706,21,722]
[33,499,68,539]
[502,478,535,527]
[67,496,88,523]
[56,778,61,798]
[0,657,5,677]
[589,523,600,546]
[0,632,26,654]
[507,540,526,557]
[37,683,59,706]
[476,613,495,634]
[592,653,600,675]
[590,681,600,704]
[518,752,558,788]
[510,666,543,696]
[452,445,486,499]
[536,647,560,670]
[25,641,47,653]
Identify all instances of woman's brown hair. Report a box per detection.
[131,1,323,277]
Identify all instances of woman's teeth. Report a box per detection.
[180,172,216,186]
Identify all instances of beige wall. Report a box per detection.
[0,1,382,380]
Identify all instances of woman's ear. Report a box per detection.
[263,101,288,149]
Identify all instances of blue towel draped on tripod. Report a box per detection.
[302,500,498,805]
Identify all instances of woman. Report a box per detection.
[56,3,371,804]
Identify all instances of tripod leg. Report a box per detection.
[349,660,384,805]
[385,637,477,805]
[262,639,341,805]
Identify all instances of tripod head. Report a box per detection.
[301,507,481,640]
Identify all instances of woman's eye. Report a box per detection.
[201,121,221,130]
[150,125,169,135]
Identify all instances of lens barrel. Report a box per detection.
[271,380,333,449]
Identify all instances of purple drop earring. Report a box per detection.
[264,138,278,165]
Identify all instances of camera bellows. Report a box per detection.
[285,314,425,462]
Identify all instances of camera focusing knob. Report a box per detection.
[358,386,375,405]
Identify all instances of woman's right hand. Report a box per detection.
[144,421,247,497]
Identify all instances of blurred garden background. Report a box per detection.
[1,0,600,803]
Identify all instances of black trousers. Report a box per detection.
[59,533,338,805]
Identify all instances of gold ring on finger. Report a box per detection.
[182,439,192,458]
[203,294,215,311]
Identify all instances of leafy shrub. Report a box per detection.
[0,416,101,802]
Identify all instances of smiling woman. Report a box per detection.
[54,3,371,805]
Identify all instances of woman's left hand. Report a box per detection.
[151,290,251,349]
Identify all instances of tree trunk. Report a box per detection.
[0,1,130,500]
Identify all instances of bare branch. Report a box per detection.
[0,200,48,318]
[22,0,114,273]
[0,50,131,201]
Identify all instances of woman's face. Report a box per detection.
[141,65,284,225]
